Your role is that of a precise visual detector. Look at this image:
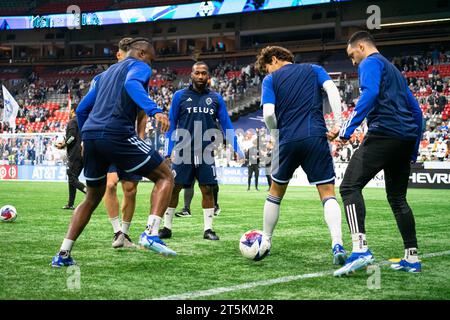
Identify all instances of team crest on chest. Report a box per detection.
[205,97,213,105]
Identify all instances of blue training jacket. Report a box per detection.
[339,53,423,161]
[76,57,162,140]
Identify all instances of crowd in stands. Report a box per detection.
[2,48,450,166]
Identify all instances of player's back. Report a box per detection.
[81,57,146,140]
[270,63,327,145]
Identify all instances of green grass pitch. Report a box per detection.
[0,181,449,300]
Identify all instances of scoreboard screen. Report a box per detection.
[0,0,339,30]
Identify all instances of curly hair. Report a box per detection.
[255,46,294,73]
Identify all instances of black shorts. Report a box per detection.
[83,135,162,187]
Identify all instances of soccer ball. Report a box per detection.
[239,230,270,261]
[0,205,17,222]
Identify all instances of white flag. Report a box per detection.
[2,85,19,131]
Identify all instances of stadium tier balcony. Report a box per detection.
[35,0,113,14]
[0,1,31,16]
[110,0,192,10]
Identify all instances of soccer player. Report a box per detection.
[256,46,347,265]
[51,38,176,267]
[334,31,423,276]
[55,105,86,210]
[158,61,240,240]
[100,37,148,249]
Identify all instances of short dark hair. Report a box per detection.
[348,31,376,47]
[128,37,153,51]
[118,37,133,51]
[192,61,209,72]
[255,46,294,73]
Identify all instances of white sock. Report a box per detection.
[164,207,175,230]
[351,233,368,253]
[146,214,162,236]
[122,221,131,235]
[203,208,215,231]
[60,238,74,255]
[109,216,121,234]
[323,197,343,248]
[404,248,419,263]
[263,194,281,240]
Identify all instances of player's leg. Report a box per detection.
[73,161,87,194]
[254,166,260,190]
[175,183,194,217]
[64,161,85,209]
[64,167,76,209]
[264,181,288,242]
[108,136,176,256]
[159,183,183,239]
[137,161,176,255]
[247,166,253,191]
[197,163,219,240]
[199,184,219,240]
[119,179,140,248]
[104,168,122,247]
[64,185,107,242]
[52,140,109,267]
[263,142,299,243]
[301,136,346,264]
[316,183,346,265]
[335,136,390,276]
[213,184,220,216]
[385,141,421,273]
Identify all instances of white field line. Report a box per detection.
[150,250,450,300]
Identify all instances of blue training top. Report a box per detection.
[76,57,162,140]
[165,85,241,158]
[339,53,423,160]
[261,63,332,145]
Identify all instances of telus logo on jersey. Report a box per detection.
[186,106,215,115]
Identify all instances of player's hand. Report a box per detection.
[154,113,169,133]
[55,142,64,149]
[326,126,341,141]
[337,137,349,148]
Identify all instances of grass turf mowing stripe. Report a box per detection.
[152,250,450,300]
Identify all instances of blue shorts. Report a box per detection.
[83,135,163,187]
[108,164,141,182]
[172,162,217,187]
[271,136,335,185]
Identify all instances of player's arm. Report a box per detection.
[261,74,277,131]
[76,84,97,130]
[312,65,343,141]
[216,93,244,158]
[164,91,182,158]
[124,61,169,132]
[406,87,424,163]
[339,57,383,141]
[89,74,100,91]
[136,110,148,139]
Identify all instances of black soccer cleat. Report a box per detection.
[175,207,192,218]
[158,227,172,239]
[203,229,219,241]
[62,205,75,210]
